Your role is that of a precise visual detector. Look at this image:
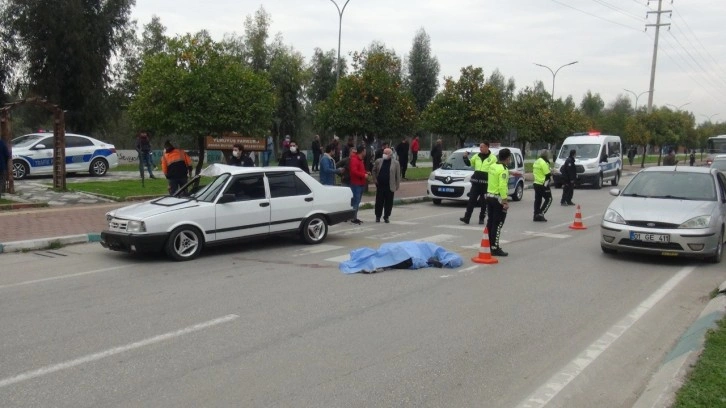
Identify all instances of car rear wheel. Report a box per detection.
[511,182,524,201]
[12,160,29,180]
[611,171,620,186]
[165,226,203,261]
[706,230,723,264]
[601,245,617,255]
[301,215,328,244]
[432,198,442,205]
[90,158,108,176]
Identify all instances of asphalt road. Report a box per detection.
[1,176,724,408]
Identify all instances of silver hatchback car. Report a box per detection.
[600,166,726,263]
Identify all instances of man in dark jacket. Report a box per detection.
[0,137,10,199]
[430,139,443,170]
[136,131,156,179]
[227,143,254,167]
[560,149,577,206]
[311,135,322,171]
[278,140,310,174]
[395,138,410,179]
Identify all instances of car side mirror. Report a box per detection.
[609,188,620,197]
[217,193,236,204]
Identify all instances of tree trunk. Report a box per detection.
[640,145,647,168]
[195,135,206,176]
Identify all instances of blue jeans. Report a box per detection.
[350,185,364,219]
[138,151,155,177]
[262,150,273,167]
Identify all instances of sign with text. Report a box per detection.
[205,133,266,151]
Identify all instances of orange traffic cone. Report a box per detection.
[569,204,587,230]
[471,227,499,264]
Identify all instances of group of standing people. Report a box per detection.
[457,142,512,257]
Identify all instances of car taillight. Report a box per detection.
[111,148,116,153]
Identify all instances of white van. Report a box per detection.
[427,146,525,204]
[552,133,622,189]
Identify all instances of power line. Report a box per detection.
[548,0,644,32]
[588,0,645,23]
[670,8,726,82]
[664,30,726,90]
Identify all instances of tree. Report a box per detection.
[129,32,275,174]
[307,48,340,106]
[244,6,272,72]
[405,28,440,113]
[320,43,417,144]
[269,45,308,140]
[598,95,632,140]
[421,66,507,147]
[0,0,134,132]
[580,90,605,127]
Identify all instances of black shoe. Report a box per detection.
[567,202,576,206]
[491,248,509,257]
[478,219,485,225]
[376,218,380,223]
[533,214,547,222]
[351,219,363,225]
[459,217,470,225]
[384,218,390,223]
[561,202,568,206]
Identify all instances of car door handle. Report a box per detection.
[259,202,270,207]
[305,197,313,202]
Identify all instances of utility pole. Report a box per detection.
[645,0,671,113]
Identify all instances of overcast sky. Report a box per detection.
[131,0,726,125]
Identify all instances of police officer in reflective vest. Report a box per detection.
[532,149,553,222]
[460,142,497,225]
[486,148,512,257]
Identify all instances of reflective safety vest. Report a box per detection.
[162,148,192,178]
[469,152,497,183]
[487,162,509,200]
[532,158,551,185]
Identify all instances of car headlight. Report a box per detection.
[126,220,146,233]
[603,209,625,224]
[429,172,436,181]
[678,216,711,229]
[106,213,114,222]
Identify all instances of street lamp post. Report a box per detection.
[666,102,691,111]
[623,89,651,111]
[329,0,351,83]
[701,113,719,123]
[533,61,578,100]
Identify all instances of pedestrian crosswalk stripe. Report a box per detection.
[461,240,510,250]
[325,254,350,263]
[415,234,458,243]
[294,244,344,255]
[523,231,571,239]
[367,231,412,241]
[329,227,377,236]
[437,225,489,231]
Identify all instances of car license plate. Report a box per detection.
[630,232,670,243]
[439,187,455,193]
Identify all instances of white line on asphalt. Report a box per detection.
[459,265,479,273]
[516,266,695,408]
[0,265,132,290]
[294,244,344,255]
[415,234,458,243]
[325,254,351,263]
[523,231,571,239]
[549,213,601,229]
[437,225,489,232]
[460,240,510,250]
[0,314,239,388]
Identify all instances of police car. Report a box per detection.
[11,133,119,179]
[427,146,525,205]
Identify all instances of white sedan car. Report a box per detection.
[11,132,119,179]
[101,164,356,261]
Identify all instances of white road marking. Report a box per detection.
[459,265,479,273]
[550,213,601,229]
[325,254,351,263]
[329,227,377,236]
[516,266,695,408]
[461,240,510,250]
[415,234,458,243]
[437,225,490,232]
[0,314,239,388]
[367,232,413,241]
[523,231,571,239]
[294,244,344,255]
[0,265,132,290]
[389,221,417,225]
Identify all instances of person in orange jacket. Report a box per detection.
[161,140,193,194]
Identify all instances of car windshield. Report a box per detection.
[441,152,475,170]
[621,171,716,201]
[177,174,229,202]
[12,134,45,148]
[559,144,601,160]
[711,160,726,171]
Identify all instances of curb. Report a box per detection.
[632,287,726,408]
[0,233,102,254]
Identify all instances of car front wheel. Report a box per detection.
[611,171,620,186]
[90,158,108,176]
[596,173,604,189]
[165,226,203,261]
[301,215,328,244]
[706,230,724,264]
[13,160,29,180]
[511,182,524,201]
[601,245,617,255]
[432,198,442,205]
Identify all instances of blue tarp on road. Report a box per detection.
[339,241,464,274]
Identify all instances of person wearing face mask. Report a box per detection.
[372,147,402,223]
[227,143,254,167]
[161,140,193,194]
[278,140,310,174]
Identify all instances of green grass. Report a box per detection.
[673,315,726,407]
[0,198,13,205]
[68,178,170,200]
